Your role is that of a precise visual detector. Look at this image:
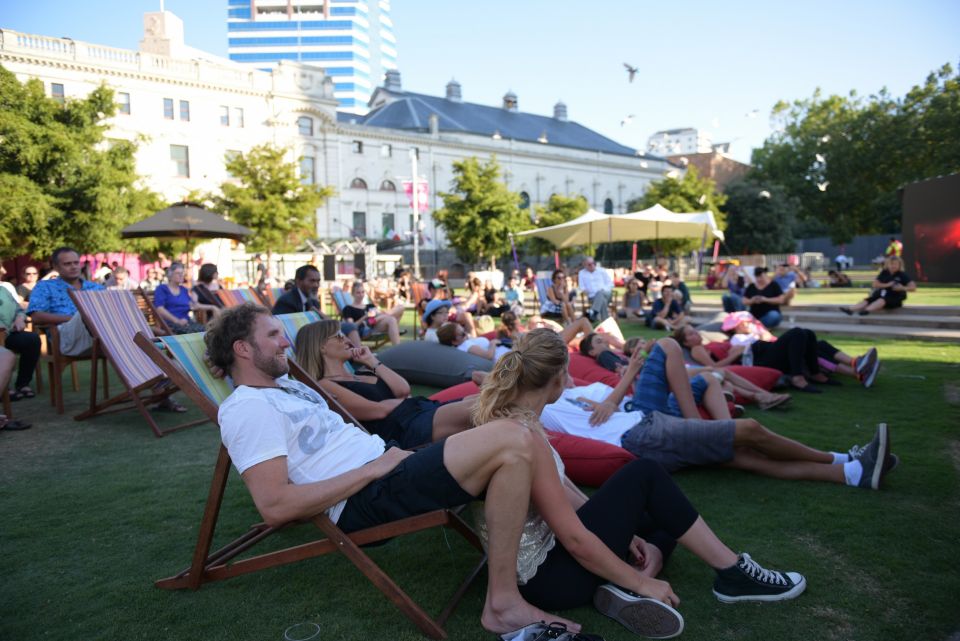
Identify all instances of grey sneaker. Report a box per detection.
[848,444,899,474]
[854,423,891,489]
[713,553,806,603]
[865,350,881,388]
[593,584,684,639]
[855,348,877,387]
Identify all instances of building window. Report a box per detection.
[381,212,395,238]
[350,178,367,190]
[352,211,367,238]
[117,92,131,115]
[233,107,244,128]
[163,98,174,120]
[380,143,392,158]
[179,100,190,122]
[300,156,315,185]
[170,145,190,177]
[219,106,230,127]
[225,150,241,178]
[298,116,313,136]
[50,83,65,104]
[603,198,614,214]
[519,191,530,210]
[352,140,364,154]
[379,180,396,191]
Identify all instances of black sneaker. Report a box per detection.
[713,553,806,603]
[593,584,684,639]
[853,423,891,490]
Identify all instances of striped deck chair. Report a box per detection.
[133,330,485,640]
[216,287,264,308]
[134,287,172,335]
[275,311,322,355]
[69,289,208,437]
[259,286,284,308]
[329,287,389,349]
[533,277,564,321]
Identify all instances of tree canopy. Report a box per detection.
[433,156,529,268]
[750,62,960,242]
[208,144,332,256]
[721,180,798,254]
[0,65,164,258]
[625,165,727,255]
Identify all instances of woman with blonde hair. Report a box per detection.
[840,255,916,315]
[471,329,806,638]
[295,319,474,448]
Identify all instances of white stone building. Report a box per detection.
[1,11,672,268]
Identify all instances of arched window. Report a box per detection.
[379,180,397,191]
[603,198,614,214]
[519,191,530,210]
[297,116,313,137]
[350,178,368,190]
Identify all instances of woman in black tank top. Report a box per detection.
[294,320,476,448]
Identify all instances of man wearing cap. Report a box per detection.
[422,298,452,342]
[425,279,477,337]
[578,258,614,322]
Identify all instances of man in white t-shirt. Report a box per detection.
[542,342,896,490]
[577,258,614,322]
[206,303,574,635]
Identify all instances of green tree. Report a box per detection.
[750,63,960,242]
[721,180,797,254]
[0,64,162,257]
[210,144,332,259]
[434,156,529,268]
[523,193,589,258]
[625,165,727,255]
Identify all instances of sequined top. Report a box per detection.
[474,430,565,585]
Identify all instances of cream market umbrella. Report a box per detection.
[620,203,725,242]
[514,208,642,248]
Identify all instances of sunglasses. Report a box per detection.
[331,331,347,342]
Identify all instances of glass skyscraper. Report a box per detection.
[227,0,397,113]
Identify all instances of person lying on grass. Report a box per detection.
[295,319,475,448]
[540,342,895,490]
[205,303,581,636]
[471,328,807,640]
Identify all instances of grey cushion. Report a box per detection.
[377,341,493,388]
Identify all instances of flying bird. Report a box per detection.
[623,62,638,83]
[817,181,829,192]
[620,114,635,127]
[815,153,826,163]
[758,190,772,199]
[745,109,760,119]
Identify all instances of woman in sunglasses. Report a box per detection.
[294,320,474,448]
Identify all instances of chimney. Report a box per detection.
[429,113,439,136]
[553,100,568,122]
[445,78,462,102]
[502,90,518,112]
[384,69,402,93]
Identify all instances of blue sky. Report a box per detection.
[3,0,958,162]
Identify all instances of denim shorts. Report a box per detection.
[336,439,475,533]
[620,411,736,472]
[627,343,708,417]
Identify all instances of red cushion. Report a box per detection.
[568,352,621,388]
[429,381,479,403]
[480,330,498,340]
[706,341,731,360]
[546,431,635,487]
[726,365,781,392]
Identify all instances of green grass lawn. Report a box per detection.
[686,282,960,307]
[3,322,960,641]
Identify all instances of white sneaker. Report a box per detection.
[593,584,684,639]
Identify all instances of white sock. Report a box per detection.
[844,460,863,486]
[831,452,849,464]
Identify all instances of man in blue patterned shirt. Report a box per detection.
[27,247,103,356]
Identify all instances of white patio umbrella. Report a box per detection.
[620,203,725,242]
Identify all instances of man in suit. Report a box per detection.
[272,265,361,345]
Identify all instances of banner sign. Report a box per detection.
[402,180,429,211]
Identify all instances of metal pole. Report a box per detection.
[410,149,420,279]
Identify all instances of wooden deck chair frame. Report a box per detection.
[134,287,173,336]
[133,331,486,639]
[31,319,110,414]
[69,289,207,437]
[330,286,389,350]
[410,282,431,339]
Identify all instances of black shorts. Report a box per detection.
[337,439,475,533]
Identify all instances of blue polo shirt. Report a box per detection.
[26,278,104,316]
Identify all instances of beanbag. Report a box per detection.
[377,341,492,388]
[726,365,781,392]
[568,352,621,388]
[546,431,636,487]
[706,341,732,361]
[429,376,593,403]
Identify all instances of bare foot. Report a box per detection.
[481,599,580,635]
